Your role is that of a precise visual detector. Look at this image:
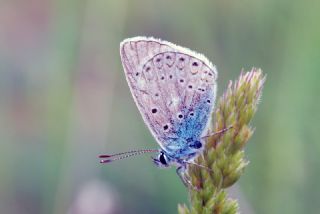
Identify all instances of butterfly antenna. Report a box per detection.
[201,125,233,139]
[99,149,157,158]
[99,149,158,163]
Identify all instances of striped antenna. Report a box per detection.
[99,149,159,163]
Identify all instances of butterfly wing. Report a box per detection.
[120,37,217,153]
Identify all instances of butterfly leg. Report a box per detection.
[176,166,189,187]
[176,165,200,190]
[176,165,202,191]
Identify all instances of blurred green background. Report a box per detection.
[0,0,319,213]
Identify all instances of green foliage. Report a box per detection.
[179,69,265,214]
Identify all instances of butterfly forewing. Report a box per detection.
[120,37,217,152]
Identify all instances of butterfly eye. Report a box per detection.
[153,151,169,168]
[189,111,195,117]
[151,108,158,114]
[207,99,211,103]
[159,152,168,165]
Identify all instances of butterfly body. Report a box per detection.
[119,37,217,182]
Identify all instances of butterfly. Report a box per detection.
[100,37,219,186]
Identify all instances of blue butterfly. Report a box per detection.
[100,37,219,186]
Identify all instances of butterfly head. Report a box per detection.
[152,142,202,168]
[152,151,171,168]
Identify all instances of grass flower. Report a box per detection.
[178,68,266,214]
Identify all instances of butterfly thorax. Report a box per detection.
[153,137,204,168]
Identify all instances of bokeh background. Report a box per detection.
[1,0,319,213]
